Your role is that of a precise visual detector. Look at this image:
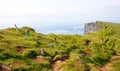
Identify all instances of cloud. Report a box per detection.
[0,0,120,25]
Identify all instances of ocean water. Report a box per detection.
[0,24,84,35]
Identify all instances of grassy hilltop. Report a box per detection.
[0,21,120,71]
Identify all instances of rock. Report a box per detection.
[0,64,11,71]
[47,43,54,48]
[40,48,45,55]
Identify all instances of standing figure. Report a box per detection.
[14,24,19,32]
[40,48,45,55]
[25,29,30,38]
[54,38,58,44]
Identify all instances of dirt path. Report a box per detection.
[33,56,47,62]
[99,67,108,71]
[105,56,120,71]
[52,60,67,71]
[16,46,26,53]
[99,55,120,71]
[52,56,69,71]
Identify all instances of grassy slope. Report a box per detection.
[0,21,120,71]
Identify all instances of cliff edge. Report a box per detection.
[84,21,102,34]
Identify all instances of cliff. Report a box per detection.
[84,21,102,34]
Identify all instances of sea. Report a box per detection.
[0,24,84,35]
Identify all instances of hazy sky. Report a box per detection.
[0,0,120,26]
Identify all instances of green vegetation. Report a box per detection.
[0,21,120,71]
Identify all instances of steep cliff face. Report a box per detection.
[84,22,100,34]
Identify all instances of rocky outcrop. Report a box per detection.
[84,22,100,34]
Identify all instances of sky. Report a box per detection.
[0,0,120,27]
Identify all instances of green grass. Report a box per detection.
[0,21,120,71]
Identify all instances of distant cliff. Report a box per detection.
[84,21,101,34]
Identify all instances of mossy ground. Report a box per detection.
[0,21,120,71]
